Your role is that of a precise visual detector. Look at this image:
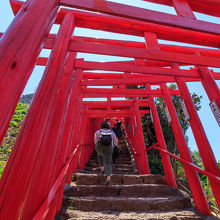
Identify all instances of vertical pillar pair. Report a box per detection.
[66,92,84,182]
[146,84,177,188]
[51,68,83,216]
[0,12,76,219]
[0,0,60,146]
[132,99,150,174]
[172,64,220,209]
[79,117,97,170]
[78,106,90,170]
[124,117,136,156]
[55,68,83,184]
[144,31,211,214]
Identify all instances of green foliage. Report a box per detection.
[143,84,202,153]
[10,121,18,127]
[142,84,202,179]
[67,205,75,210]
[148,153,164,174]
[191,152,219,213]
[0,103,29,177]
[173,151,220,214]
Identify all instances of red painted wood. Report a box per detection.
[42,34,220,60]
[33,147,79,220]
[53,68,82,185]
[87,113,146,118]
[176,76,220,209]
[78,106,88,169]
[147,146,220,183]
[146,84,177,188]
[142,0,220,18]
[2,0,219,218]
[0,0,59,147]
[161,83,211,215]
[70,40,220,68]
[71,36,220,58]
[87,110,149,115]
[0,13,74,219]
[134,99,151,174]
[10,2,220,48]
[81,72,220,84]
[83,100,149,107]
[46,51,76,177]
[82,76,190,86]
[11,0,220,19]
[129,110,142,174]
[82,88,180,96]
[75,60,199,78]
[143,33,176,186]
[144,32,160,50]
[66,93,82,183]
[172,0,196,18]
[60,0,220,35]
[66,95,83,182]
[60,8,220,48]
[197,65,220,109]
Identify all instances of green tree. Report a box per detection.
[143,84,202,154]
[127,84,202,174]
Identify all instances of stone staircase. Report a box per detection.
[78,140,138,175]
[58,141,211,219]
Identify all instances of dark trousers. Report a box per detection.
[95,142,113,176]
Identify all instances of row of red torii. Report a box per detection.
[0,0,220,219]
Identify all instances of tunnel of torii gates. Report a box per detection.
[0,0,220,219]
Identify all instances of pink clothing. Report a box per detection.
[94,129,118,146]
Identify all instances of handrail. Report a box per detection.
[33,144,80,220]
[146,145,220,184]
[145,142,159,152]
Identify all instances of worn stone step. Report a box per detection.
[63,196,191,211]
[86,161,133,166]
[86,163,134,169]
[90,155,131,160]
[75,173,166,185]
[83,166,133,172]
[65,183,185,198]
[58,208,206,220]
[88,159,132,163]
[77,169,136,175]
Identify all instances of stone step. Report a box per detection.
[77,169,137,175]
[86,163,134,169]
[58,208,206,220]
[75,173,166,185]
[88,159,132,163]
[62,196,191,211]
[86,161,133,166]
[65,183,184,198]
[90,155,131,159]
[89,157,132,162]
[83,166,134,172]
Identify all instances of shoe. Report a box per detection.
[106,179,111,185]
[100,170,104,176]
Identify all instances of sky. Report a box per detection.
[0,0,220,161]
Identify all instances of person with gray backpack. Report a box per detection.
[94,121,118,185]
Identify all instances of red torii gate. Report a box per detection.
[0,0,220,219]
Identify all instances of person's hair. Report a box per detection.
[101,121,110,129]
